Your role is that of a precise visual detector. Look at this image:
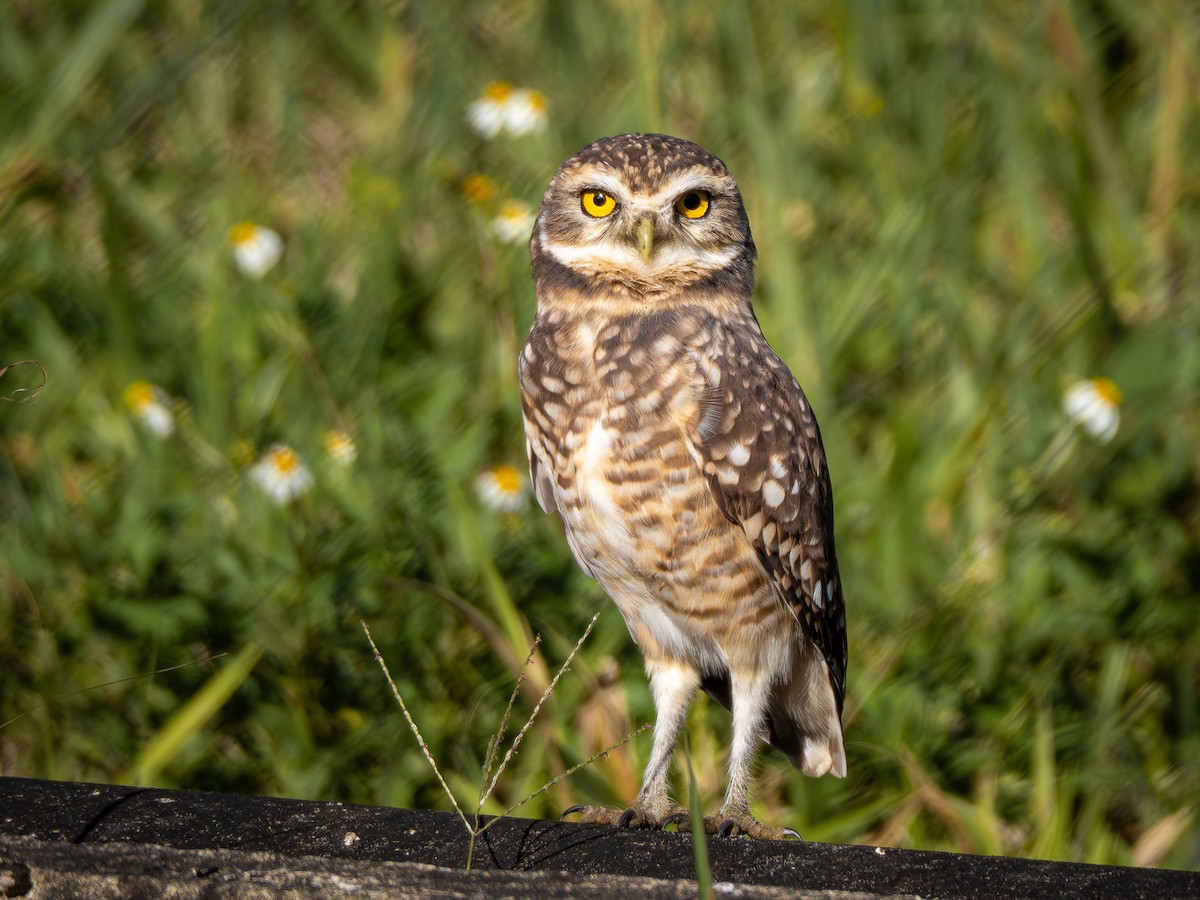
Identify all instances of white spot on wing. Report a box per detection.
[763,479,785,507]
[762,522,777,547]
[742,511,764,538]
[727,442,751,466]
[717,466,740,487]
[769,455,787,479]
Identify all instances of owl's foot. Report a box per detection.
[560,803,691,830]
[698,808,801,840]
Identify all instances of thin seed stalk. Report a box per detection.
[478,611,601,806]
[361,620,471,835]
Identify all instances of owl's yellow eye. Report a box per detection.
[581,190,618,218]
[675,190,711,219]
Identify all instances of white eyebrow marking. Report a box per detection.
[640,170,722,206]
[570,174,628,198]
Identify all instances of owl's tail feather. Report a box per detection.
[767,642,847,778]
[698,643,846,778]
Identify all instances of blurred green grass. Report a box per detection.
[2,0,1198,868]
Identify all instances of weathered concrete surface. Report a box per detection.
[0,834,896,899]
[0,776,1195,899]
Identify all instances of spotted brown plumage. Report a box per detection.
[520,133,846,839]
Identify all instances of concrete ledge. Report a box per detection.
[0,777,1195,898]
[0,835,895,900]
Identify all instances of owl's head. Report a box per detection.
[530,133,757,304]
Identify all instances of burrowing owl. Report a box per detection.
[519,133,846,839]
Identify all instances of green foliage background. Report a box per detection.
[2,0,1198,868]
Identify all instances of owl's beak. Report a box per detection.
[637,217,654,264]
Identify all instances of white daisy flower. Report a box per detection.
[1063,378,1121,444]
[467,83,511,138]
[474,464,527,512]
[491,200,535,244]
[467,82,547,138]
[229,222,284,279]
[502,87,548,136]
[123,381,174,437]
[250,444,313,504]
[323,429,357,466]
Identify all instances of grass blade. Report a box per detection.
[685,748,714,900]
[133,640,262,786]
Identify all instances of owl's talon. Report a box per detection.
[705,809,795,839]
[559,804,654,828]
[662,810,691,830]
[560,804,589,820]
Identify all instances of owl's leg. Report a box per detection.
[562,658,697,829]
[705,666,798,840]
[632,658,700,821]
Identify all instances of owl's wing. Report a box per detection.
[687,329,847,710]
[523,433,557,515]
[517,347,559,516]
[518,340,603,581]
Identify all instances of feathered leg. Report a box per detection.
[563,658,697,828]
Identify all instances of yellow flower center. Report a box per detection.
[324,430,354,456]
[497,200,527,221]
[527,90,547,112]
[229,222,258,246]
[483,82,514,102]
[1091,378,1122,407]
[270,447,300,475]
[461,173,495,204]
[492,465,523,494]
[123,381,154,411]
